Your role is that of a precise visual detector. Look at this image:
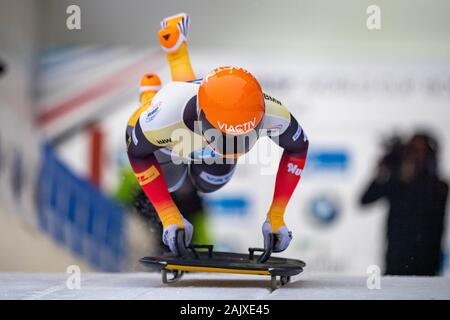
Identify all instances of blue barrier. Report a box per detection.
[37,144,126,271]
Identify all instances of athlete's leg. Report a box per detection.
[188,161,237,193]
[154,149,188,193]
[158,14,196,82]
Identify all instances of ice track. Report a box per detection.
[1,272,449,300]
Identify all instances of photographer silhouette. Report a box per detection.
[361,132,448,275]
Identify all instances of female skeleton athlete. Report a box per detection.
[126,14,309,255]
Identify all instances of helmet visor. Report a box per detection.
[199,110,260,158]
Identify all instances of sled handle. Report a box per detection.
[249,234,273,263]
[189,244,214,259]
[248,247,264,260]
[175,229,194,259]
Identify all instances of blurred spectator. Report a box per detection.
[360,132,448,275]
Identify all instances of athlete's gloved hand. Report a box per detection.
[162,217,194,256]
[262,220,293,253]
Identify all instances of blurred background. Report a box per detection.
[0,0,449,275]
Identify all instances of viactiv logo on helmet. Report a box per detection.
[217,117,257,134]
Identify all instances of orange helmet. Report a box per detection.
[197,66,265,158]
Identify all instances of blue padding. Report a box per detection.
[37,144,126,271]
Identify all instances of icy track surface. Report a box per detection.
[1,272,449,300]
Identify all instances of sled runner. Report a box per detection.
[139,230,306,290]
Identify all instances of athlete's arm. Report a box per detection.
[158,13,196,82]
[126,115,185,230]
[267,114,309,233]
[261,92,309,247]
